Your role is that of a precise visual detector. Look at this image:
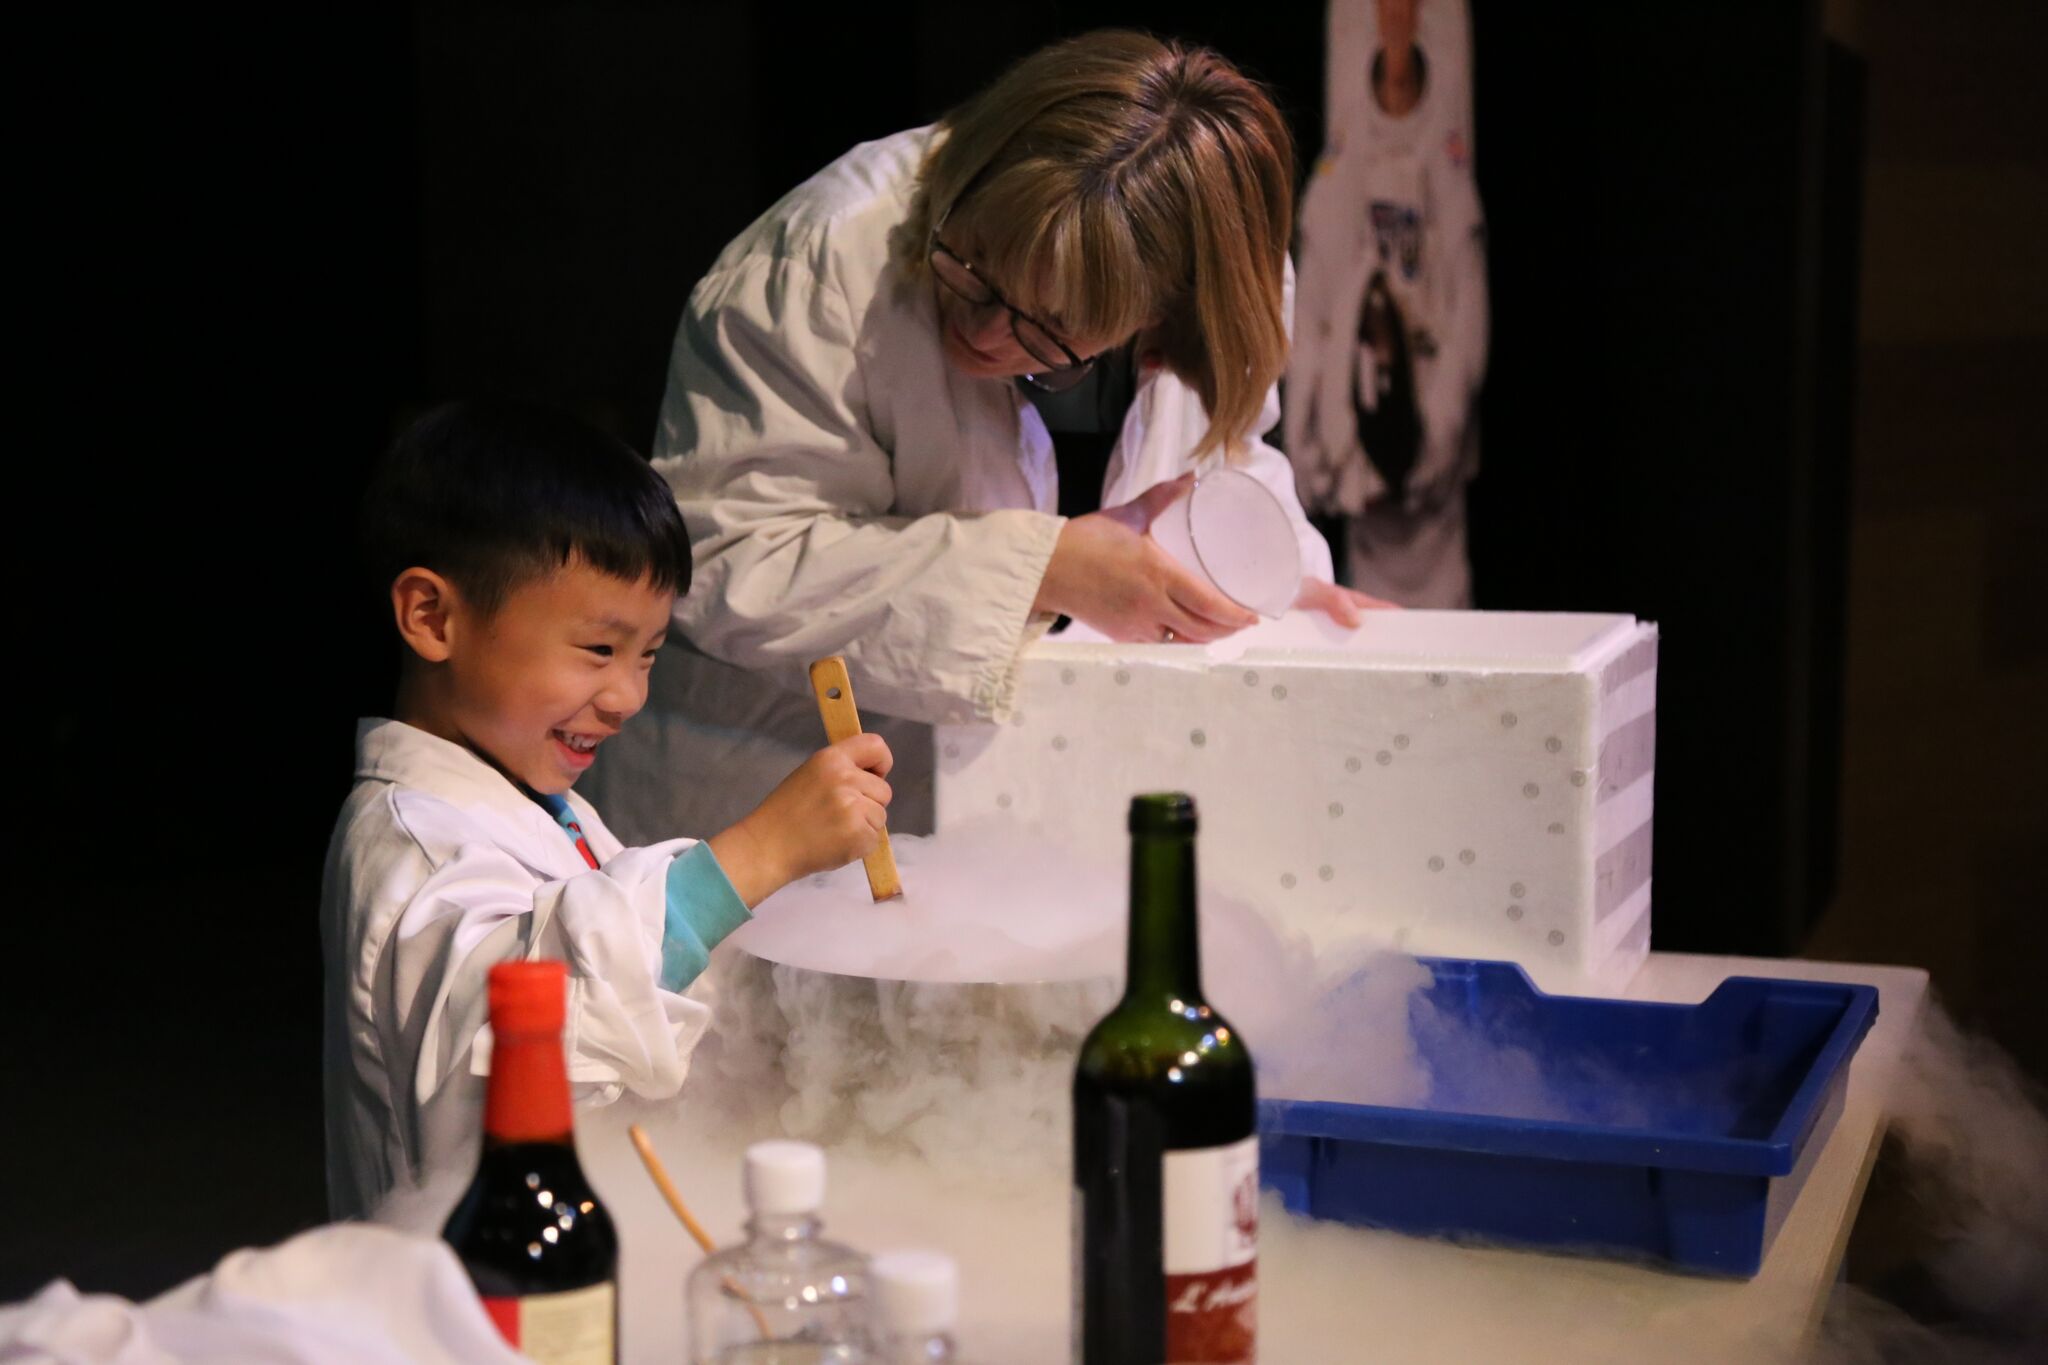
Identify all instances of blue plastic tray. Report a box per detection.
[1258,958,1879,1276]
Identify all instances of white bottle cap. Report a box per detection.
[872,1250,958,1336]
[743,1140,826,1216]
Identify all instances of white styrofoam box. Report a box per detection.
[934,610,1658,994]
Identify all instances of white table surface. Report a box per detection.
[583,952,1928,1365]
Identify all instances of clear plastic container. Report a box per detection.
[688,1141,872,1365]
[871,1250,961,1364]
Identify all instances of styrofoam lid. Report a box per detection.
[743,1140,826,1216]
[872,1250,958,1335]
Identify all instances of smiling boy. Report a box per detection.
[321,400,892,1218]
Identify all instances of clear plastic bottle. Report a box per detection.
[687,1140,871,1365]
[871,1251,960,1364]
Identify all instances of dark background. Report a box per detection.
[13,0,2042,1301]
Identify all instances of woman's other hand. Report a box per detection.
[1295,577,1401,629]
[1033,476,1260,644]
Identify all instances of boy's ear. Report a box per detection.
[391,567,459,664]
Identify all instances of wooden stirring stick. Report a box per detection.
[807,655,904,901]
[627,1124,773,1338]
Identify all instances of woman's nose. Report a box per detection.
[963,304,1014,352]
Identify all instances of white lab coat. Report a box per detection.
[582,125,1332,845]
[320,718,713,1221]
[1286,0,1487,607]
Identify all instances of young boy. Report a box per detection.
[321,400,893,1219]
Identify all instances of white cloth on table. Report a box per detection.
[584,123,1331,844]
[0,1224,526,1364]
[321,718,713,1222]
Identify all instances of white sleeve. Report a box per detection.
[390,836,711,1112]
[1241,255,1337,583]
[1253,255,1335,581]
[658,249,1063,724]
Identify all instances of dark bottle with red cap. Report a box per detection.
[443,960,619,1363]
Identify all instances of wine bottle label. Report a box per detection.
[482,1282,615,1364]
[1162,1136,1258,1364]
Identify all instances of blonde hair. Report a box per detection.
[901,30,1294,460]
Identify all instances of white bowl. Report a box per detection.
[1148,468,1301,618]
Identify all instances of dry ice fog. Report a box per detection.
[374,825,2048,1363]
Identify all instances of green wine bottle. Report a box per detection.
[1073,793,1258,1365]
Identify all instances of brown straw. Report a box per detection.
[627,1124,773,1338]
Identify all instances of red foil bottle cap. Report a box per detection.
[489,960,567,1035]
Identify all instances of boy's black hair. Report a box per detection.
[360,399,692,614]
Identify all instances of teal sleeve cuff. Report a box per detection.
[659,842,753,992]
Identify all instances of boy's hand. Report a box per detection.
[707,734,893,907]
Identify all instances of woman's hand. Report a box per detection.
[1295,578,1400,628]
[708,734,894,906]
[1033,476,1261,644]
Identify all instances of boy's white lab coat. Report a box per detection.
[321,719,713,1221]
[582,125,1333,846]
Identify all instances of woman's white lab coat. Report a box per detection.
[321,719,713,1220]
[583,126,1332,845]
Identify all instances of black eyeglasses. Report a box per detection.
[928,236,1096,394]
